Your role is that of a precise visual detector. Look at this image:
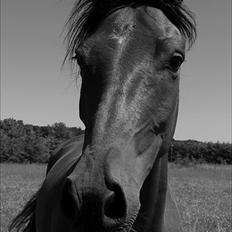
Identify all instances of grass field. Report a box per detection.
[1,163,231,232]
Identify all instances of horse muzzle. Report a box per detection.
[61,149,140,231]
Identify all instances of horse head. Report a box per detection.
[61,1,196,231]
[9,1,196,232]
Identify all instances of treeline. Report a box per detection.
[0,118,231,164]
[0,118,84,163]
[170,140,231,165]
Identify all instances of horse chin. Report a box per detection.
[103,217,138,232]
[75,212,139,232]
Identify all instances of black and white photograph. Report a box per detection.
[1,0,231,232]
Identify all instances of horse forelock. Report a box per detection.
[65,0,196,64]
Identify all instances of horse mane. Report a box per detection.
[65,0,197,62]
[9,190,38,232]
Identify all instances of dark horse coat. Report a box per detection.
[10,1,196,231]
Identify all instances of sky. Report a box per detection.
[1,0,231,142]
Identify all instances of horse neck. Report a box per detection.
[133,154,168,232]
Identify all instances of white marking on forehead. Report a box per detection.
[111,34,126,44]
[109,7,135,45]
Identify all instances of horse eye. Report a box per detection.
[166,54,184,73]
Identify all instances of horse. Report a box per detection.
[9,0,196,231]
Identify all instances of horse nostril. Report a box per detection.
[104,184,127,220]
[61,178,81,220]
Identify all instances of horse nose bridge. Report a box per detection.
[104,148,123,186]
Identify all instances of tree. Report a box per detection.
[52,122,69,139]
[24,135,49,163]
[0,118,25,138]
[0,129,11,162]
